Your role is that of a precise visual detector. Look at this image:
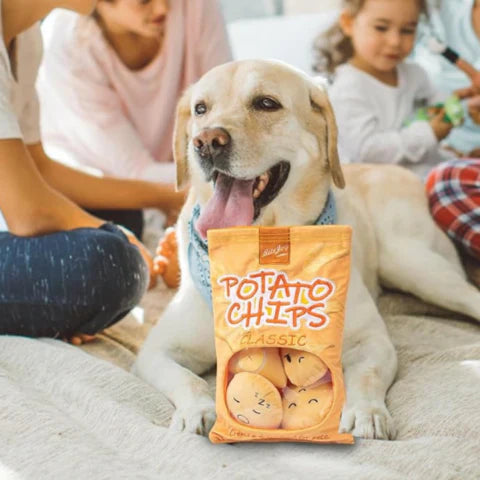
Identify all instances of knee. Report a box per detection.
[83,227,149,311]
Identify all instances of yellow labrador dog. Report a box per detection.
[134,60,480,439]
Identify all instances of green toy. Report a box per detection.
[443,95,464,126]
[405,94,464,127]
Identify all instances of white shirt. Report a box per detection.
[0,2,43,230]
[38,1,231,182]
[329,62,454,178]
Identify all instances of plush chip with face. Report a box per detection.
[281,380,333,430]
[229,348,287,388]
[226,372,283,429]
[281,348,328,387]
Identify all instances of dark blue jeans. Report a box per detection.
[0,223,148,338]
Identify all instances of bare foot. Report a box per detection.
[64,333,97,346]
[154,227,180,288]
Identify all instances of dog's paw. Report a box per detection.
[339,403,397,440]
[170,400,216,436]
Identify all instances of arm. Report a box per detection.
[427,38,480,92]
[334,97,439,166]
[0,139,102,236]
[1,139,158,286]
[28,142,185,213]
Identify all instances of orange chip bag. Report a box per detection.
[207,225,353,444]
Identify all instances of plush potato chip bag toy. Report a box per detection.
[208,226,353,444]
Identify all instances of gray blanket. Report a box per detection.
[0,288,479,480]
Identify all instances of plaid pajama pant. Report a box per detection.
[426,159,480,260]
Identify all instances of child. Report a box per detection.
[314,0,480,286]
[0,0,158,343]
[314,0,480,178]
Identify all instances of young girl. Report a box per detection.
[314,0,480,286]
[314,0,479,179]
[37,0,231,184]
[0,0,161,343]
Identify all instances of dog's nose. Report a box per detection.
[193,127,231,159]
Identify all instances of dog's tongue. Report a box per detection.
[196,173,255,239]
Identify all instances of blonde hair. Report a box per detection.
[313,0,428,75]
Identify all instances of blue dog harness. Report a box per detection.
[188,190,337,308]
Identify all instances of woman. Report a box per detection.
[38,0,232,184]
[0,0,174,343]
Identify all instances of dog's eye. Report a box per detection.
[253,96,282,111]
[194,102,207,116]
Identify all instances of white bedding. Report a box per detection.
[1,289,479,480]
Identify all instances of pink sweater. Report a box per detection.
[38,0,232,182]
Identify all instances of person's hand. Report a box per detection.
[163,189,187,227]
[118,226,156,290]
[467,95,480,124]
[469,71,480,93]
[153,227,180,289]
[129,234,156,290]
[441,145,467,157]
[430,109,454,141]
[455,86,478,99]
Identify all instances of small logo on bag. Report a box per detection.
[261,244,289,260]
[259,228,290,265]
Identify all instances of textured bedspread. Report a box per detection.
[0,286,479,480]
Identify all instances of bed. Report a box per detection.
[1,285,479,479]
[1,10,479,480]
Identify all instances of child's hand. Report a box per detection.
[430,109,454,141]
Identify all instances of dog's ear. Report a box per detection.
[309,84,346,189]
[173,87,193,191]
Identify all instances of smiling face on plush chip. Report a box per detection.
[282,381,333,430]
[172,60,345,237]
[281,348,329,387]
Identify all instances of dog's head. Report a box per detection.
[173,59,345,237]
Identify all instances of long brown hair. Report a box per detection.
[313,0,428,75]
